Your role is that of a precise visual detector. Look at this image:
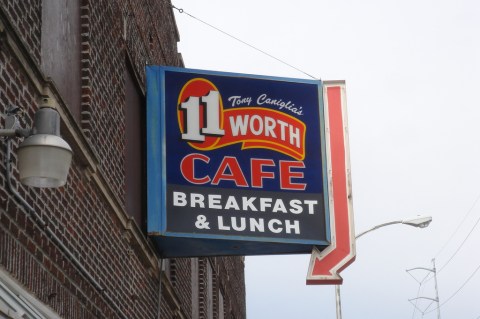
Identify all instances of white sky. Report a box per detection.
[172,1,480,318]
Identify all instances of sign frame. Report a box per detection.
[146,66,344,258]
[306,81,356,284]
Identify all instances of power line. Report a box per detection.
[169,1,319,80]
[423,192,480,284]
[434,192,480,258]
[409,193,480,317]
[425,262,480,315]
[408,192,480,317]
[436,214,480,274]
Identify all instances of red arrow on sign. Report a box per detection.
[306,81,356,285]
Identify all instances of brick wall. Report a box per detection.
[79,0,126,204]
[0,0,41,65]
[0,1,246,318]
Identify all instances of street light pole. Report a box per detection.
[335,215,433,319]
[335,285,342,319]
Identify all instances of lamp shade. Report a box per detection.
[18,134,73,187]
[402,216,433,228]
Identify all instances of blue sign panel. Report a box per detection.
[147,66,330,257]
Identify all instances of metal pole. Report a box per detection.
[157,258,164,319]
[432,259,441,319]
[335,285,342,319]
[336,221,402,319]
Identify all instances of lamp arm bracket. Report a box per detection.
[2,107,31,138]
[0,128,31,138]
[14,128,31,137]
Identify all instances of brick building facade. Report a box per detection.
[0,1,246,318]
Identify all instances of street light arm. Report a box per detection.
[355,220,403,239]
[355,215,433,239]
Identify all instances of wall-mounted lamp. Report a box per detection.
[1,99,72,188]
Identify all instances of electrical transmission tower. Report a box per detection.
[406,259,441,319]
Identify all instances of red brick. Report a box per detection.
[0,1,246,318]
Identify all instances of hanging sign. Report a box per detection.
[146,66,352,260]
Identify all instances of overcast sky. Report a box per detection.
[172,1,480,318]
